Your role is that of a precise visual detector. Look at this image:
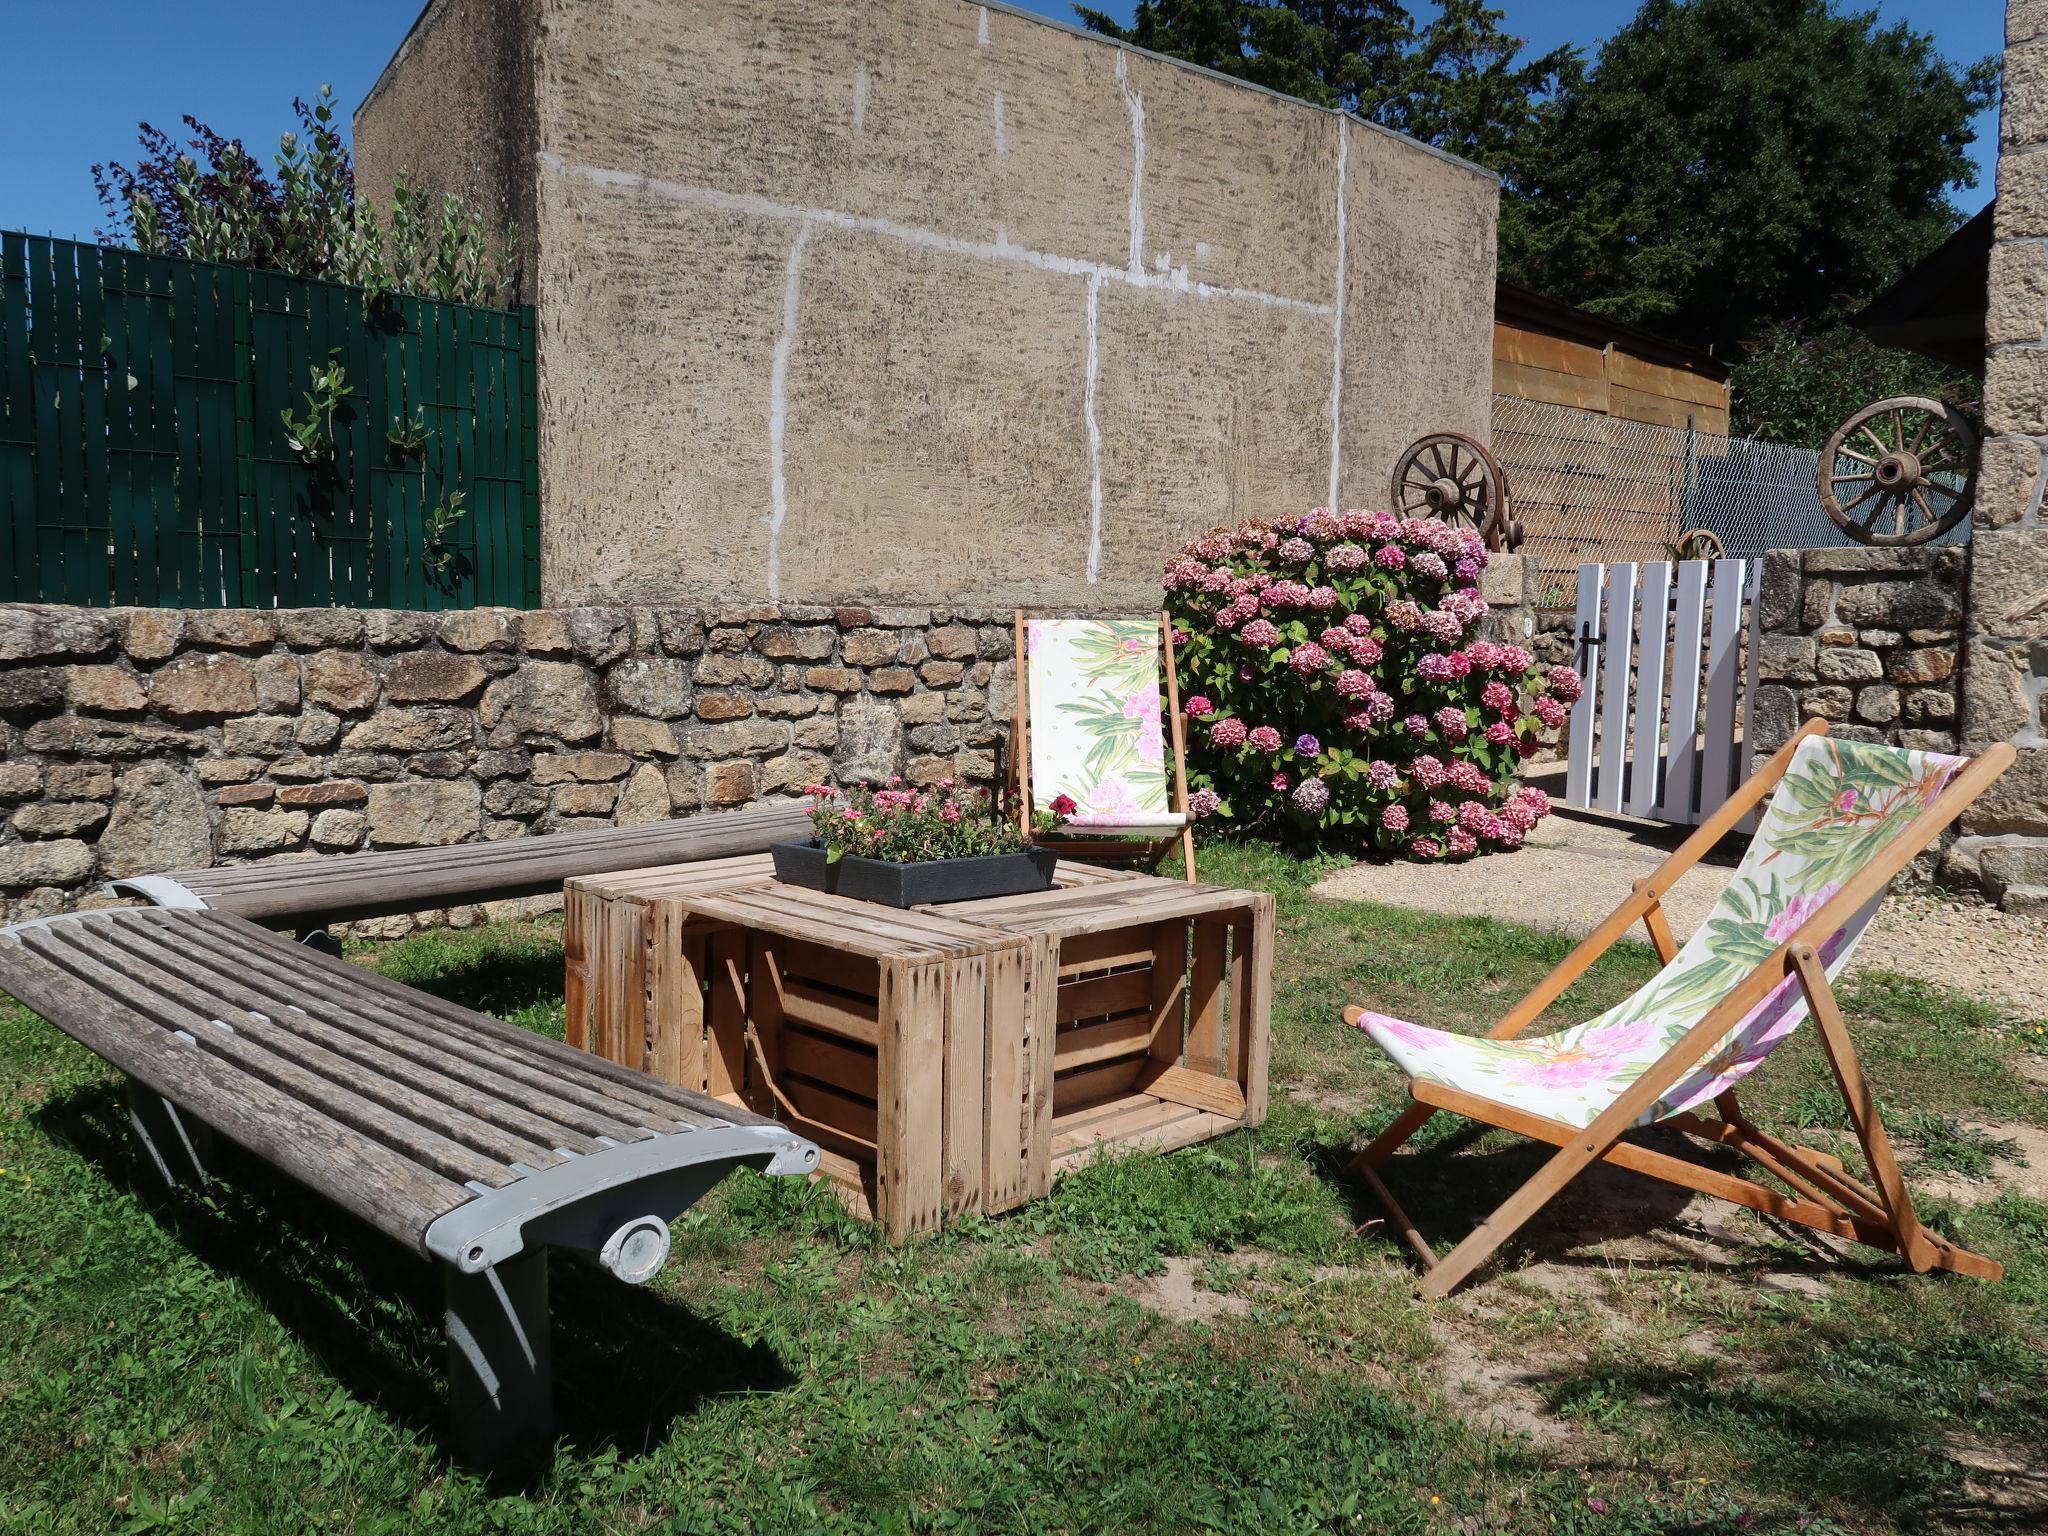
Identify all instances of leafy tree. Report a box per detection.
[1729,322,1980,450]
[92,86,518,309]
[1502,0,1997,357]
[1073,0,1574,168]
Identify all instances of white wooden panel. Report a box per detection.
[1661,560,1709,824]
[1736,563,1764,833]
[1595,563,1637,815]
[1564,565,1603,810]
[1627,562,1672,818]
[1697,559,1747,820]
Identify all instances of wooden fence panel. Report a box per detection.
[0,232,537,609]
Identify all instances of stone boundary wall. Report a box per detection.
[0,602,1022,932]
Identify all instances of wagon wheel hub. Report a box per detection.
[1424,476,1465,514]
[1873,450,1922,492]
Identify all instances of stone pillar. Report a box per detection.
[1961,1,2048,911]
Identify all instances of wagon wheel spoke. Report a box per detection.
[1907,412,1932,457]
[1910,487,1940,526]
[1838,483,1885,519]
[1835,447,1877,469]
[1859,424,1893,458]
[1829,472,1875,485]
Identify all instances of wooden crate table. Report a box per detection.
[564,857,1273,1240]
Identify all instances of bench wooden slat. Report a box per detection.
[103,919,586,1167]
[21,925,522,1189]
[166,915,709,1139]
[0,932,472,1252]
[113,802,815,925]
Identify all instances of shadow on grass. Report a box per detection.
[369,938,569,1028]
[37,1081,795,1481]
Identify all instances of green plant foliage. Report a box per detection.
[99,85,519,309]
[1503,0,1997,356]
[1730,321,1983,450]
[276,352,351,469]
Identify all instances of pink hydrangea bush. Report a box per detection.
[1163,509,1584,860]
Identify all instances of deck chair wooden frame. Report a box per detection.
[1347,719,2013,1299]
[1008,609,1198,883]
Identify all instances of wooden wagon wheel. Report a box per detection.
[1389,431,1523,552]
[1818,397,1978,546]
[1673,527,1725,562]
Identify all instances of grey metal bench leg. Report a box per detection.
[445,1252,553,1469]
[125,1078,214,1189]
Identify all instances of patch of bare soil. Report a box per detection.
[1113,1256,1253,1324]
[1936,1434,2048,1526]
[1919,1123,2048,1207]
[1285,1081,1377,1118]
[1427,1321,1579,1446]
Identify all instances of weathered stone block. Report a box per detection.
[516,610,573,656]
[195,757,263,785]
[385,651,488,703]
[719,604,781,625]
[1903,688,1956,724]
[65,665,146,715]
[440,608,517,652]
[25,717,205,757]
[532,751,631,784]
[47,764,110,799]
[1815,648,1883,683]
[214,783,275,809]
[608,717,679,757]
[1755,551,1801,633]
[0,668,65,717]
[550,782,620,815]
[656,611,706,655]
[296,709,342,749]
[1757,636,1817,684]
[1799,685,1852,722]
[1964,747,2048,836]
[147,654,257,718]
[567,608,633,666]
[122,610,185,661]
[266,755,333,783]
[253,653,302,711]
[694,692,754,721]
[310,809,368,848]
[706,627,752,653]
[365,611,438,651]
[682,721,789,759]
[703,760,756,805]
[792,718,840,750]
[184,610,275,649]
[483,780,550,817]
[1834,579,1961,631]
[756,626,836,661]
[907,723,964,753]
[342,707,475,752]
[0,839,94,889]
[833,701,902,782]
[0,762,43,800]
[1987,343,2048,435]
[473,749,531,779]
[1854,684,1901,724]
[220,808,309,853]
[870,607,932,628]
[692,654,774,689]
[13,801,109,836]
[1974,435,2043,532]
[898,692,947,725]
[1816,626,1857,647]
[757,693,819,718]
[665,762,702,811]
[804,666,862,694]
[1801,548,1940,576]
[759,751,830,796]
[835,606,873,628]
[869,667,916,695]
[920,660,965,686]
[481,662,603,741]
[614,762,672,824]
[97,761,210,877]
[1887,647,1957,685]
[276,608,365,649]
[303,650,380,712]
[841,630,900,666]
[367,779,482,847]
[1989,236,2048,348]
[1968,527,2048,641]
[277,781,368,809]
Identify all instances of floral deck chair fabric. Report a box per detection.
[1024,618,1183,832]
[1345,724,2011,1298]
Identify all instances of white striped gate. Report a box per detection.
[1564,559,1761,826]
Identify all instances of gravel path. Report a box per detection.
[1312,807,2048,1021]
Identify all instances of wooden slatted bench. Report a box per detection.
[0,906,819,1468]
[105,799,815,929]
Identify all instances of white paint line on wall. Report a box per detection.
[1084,273,1105,585]
[765,220,815,602]
[979,5,990,46]
[540,153,1334,317]
[1115,52,1146,279]
[993,90,1007,157]
[853,64,869,136]
[1326,117,1348,512]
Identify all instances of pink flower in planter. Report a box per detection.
[1186,695,1215,718]
[1325,542,1367,572]
[1336,669,1374,700]
[1210,717,1248,748]
[1343,611,1374,633]
[1434,706,1469,740]
[1269,771,1291,792]
[1307,585,1339,609]
[1454,556,1481,580]
[1374,544,1407,570]
[1547,665,1583,700]
[1189,787,1222,818]
[1412,551,1448,581]
[1412,756,1448,789]
[1366,760,1400,790]
[1292,777,1330,813]
[1410,836,1443,859]
[1532,695,1568,730]
[1404,714,1431,737]
[1485,720,1516,746]
[1200,567,1235,592]
[1289,641,1331,675]
[1241,618,1282,647]
[1420,610,1464,644]
[1380,804,1411,831]
[1386,600,1424,631]
[1446,761,1491,793]
[1353,634,1384,665]
[1446,827,1478,856]
[1482,681,1514,713]
[1247,725,1284,753]
[1278,536,1314,562]
[1428,799,1456,824]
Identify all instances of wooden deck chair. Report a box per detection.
[1345,720,2014,1299]
[1008,611,1198,883]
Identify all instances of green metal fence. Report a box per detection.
[0,232,539,610]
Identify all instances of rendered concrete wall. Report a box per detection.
[1958,0,2048,911]
[356,0,1499,610]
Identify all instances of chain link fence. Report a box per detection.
[1491,395,1969,607]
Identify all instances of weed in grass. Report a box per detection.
[1893,1111,2027,1180]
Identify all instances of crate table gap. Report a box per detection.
[566,855,1273,1241]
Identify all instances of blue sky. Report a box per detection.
[0,0,2003,246]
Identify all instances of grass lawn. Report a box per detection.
[2,842,2044,1534]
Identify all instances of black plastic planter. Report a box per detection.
[770,840,1059,907]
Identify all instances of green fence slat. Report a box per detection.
[0,232,537,609]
